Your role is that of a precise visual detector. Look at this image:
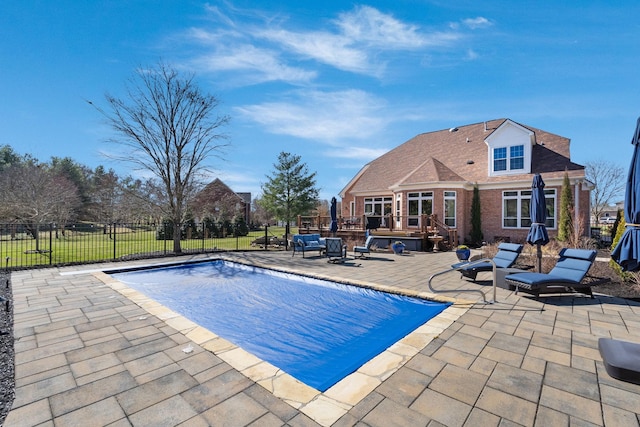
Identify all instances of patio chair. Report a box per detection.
[353,235,374,259]
[504,248,597,298]
[598,338,640,385]
[325,237,347,263]
[452,243,523,281]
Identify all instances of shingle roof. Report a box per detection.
[345,118,585,195]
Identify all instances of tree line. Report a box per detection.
[0,63,324,254]
[0,145,171,235]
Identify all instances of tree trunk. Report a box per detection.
[24,223,41,252]
[173,222,182,253]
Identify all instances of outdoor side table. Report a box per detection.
[496,267,528,289]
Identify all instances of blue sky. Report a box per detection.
[2,1,639,202]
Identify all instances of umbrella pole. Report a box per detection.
[537,244,542,272]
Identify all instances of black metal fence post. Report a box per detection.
[264,225,269,251]
[163,223,167,255]
[113,223,117,261]
[49,223,53,265]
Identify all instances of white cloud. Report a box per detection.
[183,5,470,81]
[336,5,454,48]
[466,49,479,60]
[234,89,392,143]
[260,29,376,75]
[190,43,316,85]
[462,17,492,29]
[258,6,460,76]
[324,146,389,161]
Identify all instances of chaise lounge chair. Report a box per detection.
[452,243,523,281]
[504,248,597,298]
[353,235,374,259]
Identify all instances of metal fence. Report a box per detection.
[0,222,288,269]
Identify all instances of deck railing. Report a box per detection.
[297,214,457,244]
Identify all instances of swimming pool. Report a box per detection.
[109,260,450,391]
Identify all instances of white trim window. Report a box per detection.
[364,197,392,216]
[502,189,556,229]
[444,191,456,227]
[395,194,402,229]
[407,192,433,227]
[493,145,525,172]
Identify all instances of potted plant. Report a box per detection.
[391,241,405,255]
[455,245,471,261]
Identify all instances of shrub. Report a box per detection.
[609,216,632,281]
[469,184,483,245]
[557,172,573,241]
[233,216,249,237]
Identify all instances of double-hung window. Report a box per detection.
[510,145,524,170]
[493,144,525,173]
[494,147,507,171]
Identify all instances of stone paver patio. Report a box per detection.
[5,249,640,426]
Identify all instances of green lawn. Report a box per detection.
[0,226,294,269]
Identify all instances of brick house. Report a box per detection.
[192,178,251,224]
[339,119,591,245]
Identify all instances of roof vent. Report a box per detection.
[449,127,458,132]
[466,137,470,143]
[467,160,474,164]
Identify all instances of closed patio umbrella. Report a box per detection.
[330,197,338,237]
[600,117,640,386]
[527,173,549,272]
[611,117,640,272]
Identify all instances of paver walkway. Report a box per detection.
[4,250,640,426]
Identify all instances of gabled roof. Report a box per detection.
[341,118,585,196]
[395,157,465,187]
[196,178,247,204]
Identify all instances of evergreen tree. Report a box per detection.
[261,152,319,238]
[611,208,623,238]
[469,184,483,245]
[557,171,573,241]
[233,215,249,237]
[610,215,630,280]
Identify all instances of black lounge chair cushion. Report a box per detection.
[503,272,582,288]
[599,338,640,385]
[452,243,523,279]
[504,248,597,297]
[353,236,374,256]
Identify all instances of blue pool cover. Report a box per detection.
[110,260,450,391]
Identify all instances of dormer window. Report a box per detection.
[486,120,533,176]
[494,145,524,172]
[494,147,506,171]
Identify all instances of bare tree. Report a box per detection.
[118,177,164,224]
[585,160,625,223]
[86,166,121,223]
[252,196,275,226]
[90,62,230,252]
[0,163,80,251]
